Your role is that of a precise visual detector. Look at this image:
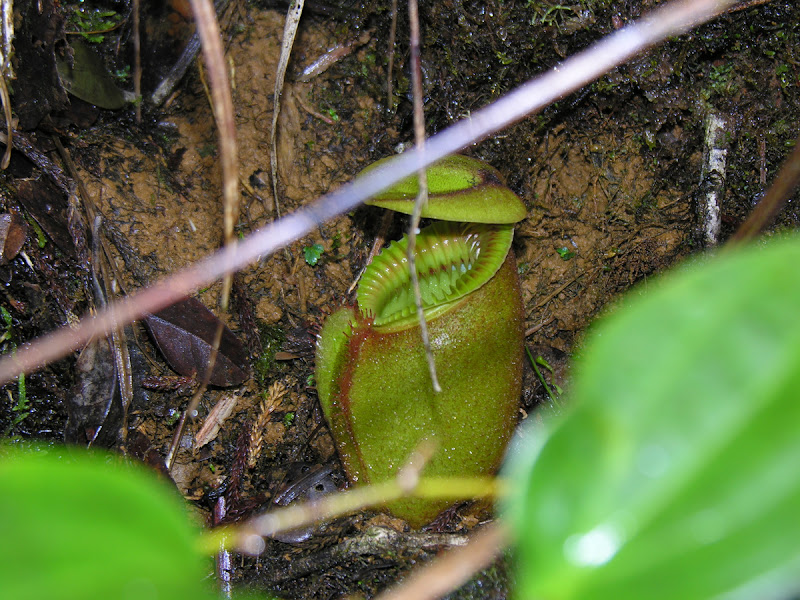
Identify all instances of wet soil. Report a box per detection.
[2,0,800,598]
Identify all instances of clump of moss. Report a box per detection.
[253,324,286,387]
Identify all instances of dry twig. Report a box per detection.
[270,0,305,220]
[406,0,440,393]
[188,0,239,310]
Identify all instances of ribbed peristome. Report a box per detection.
[357,222,514,329]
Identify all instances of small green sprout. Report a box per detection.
[529,4,576,27]
[165,409,181,427]
[535,354,564,395]
[303,243,324,266]
[330,234,342,255]
[3,372,29,436]
[1,305,12,329]
[283,412,295,428]
[27,219,47,248]
[68,7,122,43]
[0,311,11,345]
[556,246,575,260]
[496,51,514,66]
[526,347,562,405]
[112,65,131,83]
[0,305,30,435]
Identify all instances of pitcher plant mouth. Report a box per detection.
[357,221,514,330]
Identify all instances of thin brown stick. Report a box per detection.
[386,0,398,110]
[270,0,305,221]
[0,130,70,192]
[0,0,12,167]
[188,0,239,310]
[0,73,12,170]
[406,0,440,393]
[725,0,773,13]
[132,0,142,123]
[228,474,501,555]
[55,139,134,447]
[0,0,14,168]
[525,314,556,338]
[727,131,800,246]
[531,271,586,312]
[165,319,224,471]
[298,30,372,82]
[275,527,470,582]
[91,216,134,449]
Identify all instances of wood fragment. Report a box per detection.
[297,30,372,82]
[196,392,240,448]
[699,113,731,246]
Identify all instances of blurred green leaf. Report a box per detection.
[505,235,800,599]
[0,448,213,600]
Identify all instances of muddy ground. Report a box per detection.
[2,0,799,598]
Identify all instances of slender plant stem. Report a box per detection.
[132,0,141,123]
[188,0,239,310]
[386,0,398,110]
[406,0,441,393]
